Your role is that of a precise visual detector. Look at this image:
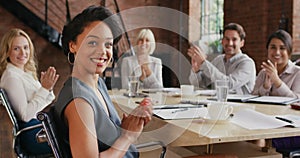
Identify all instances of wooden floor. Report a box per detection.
[0,105,16,158]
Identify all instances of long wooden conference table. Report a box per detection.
[109,89,300,157]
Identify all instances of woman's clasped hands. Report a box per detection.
[261,60,282,89]
[121,98,153,143]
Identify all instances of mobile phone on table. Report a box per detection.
[291,102,300,110]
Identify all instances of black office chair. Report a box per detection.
[0,88,52,158]
[276,148,300,158]
[36,106,166,158]
[290,150,300,158]
[36,107,71,158]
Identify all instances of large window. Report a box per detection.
[200,0,224,53]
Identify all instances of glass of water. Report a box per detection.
[128,76,140,97]
[215,79,229,102]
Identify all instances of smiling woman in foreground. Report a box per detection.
[53,6,152,158]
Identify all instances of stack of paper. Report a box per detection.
[231,108,300,130]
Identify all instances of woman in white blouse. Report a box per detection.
[252,29,300,151]
[0,28,59,154]
[121,29,163,89]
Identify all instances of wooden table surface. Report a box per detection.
[110,89,300,148]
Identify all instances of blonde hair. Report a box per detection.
[135,29,156,55]
[0,28,38,80]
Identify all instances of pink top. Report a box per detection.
[252,60,300,98]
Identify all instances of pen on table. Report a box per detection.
[180,100,208,107]
[153,104,205,110]
[171,108,188,113]
[275,116,293,124]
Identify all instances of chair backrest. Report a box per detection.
[36,107,71,158]
[0,88,19,131]
[0,88,47,157]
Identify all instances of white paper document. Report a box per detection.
[153,104,208,120]
[142,87,180,93]
[231,108,300,130]
[247,96,299,105]
[195,90,216,96]
[226,94,258,102]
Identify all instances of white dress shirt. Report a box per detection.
[189,52,256,94]
[121,55,163,89]
[0,63,55,122]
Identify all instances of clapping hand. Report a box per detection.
[121,98,152,143]
[261,60,282,88]
[40,66,59,91]
[139,64,152,82]
[187,45,207,73]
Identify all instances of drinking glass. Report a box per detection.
[215,79,229,102]
[128,76,139,97]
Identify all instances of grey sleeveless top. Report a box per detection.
[54,77,138,158]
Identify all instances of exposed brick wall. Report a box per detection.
[18,0,101,32]
[293,0,300,53]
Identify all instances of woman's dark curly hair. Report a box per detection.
[62,5,123,57]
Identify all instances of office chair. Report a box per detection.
[36,106,166,158]
[290,150,300,158]
[275,143,300,158]
[275,148,300,158]
[0,88,51,158]
[36,107,71,158]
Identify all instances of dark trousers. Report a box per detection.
[273,136,300,149]
[18,119,52,154]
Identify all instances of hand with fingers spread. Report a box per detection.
[187,45,207,73]
[40,66,59,91]
[261,60,282,88]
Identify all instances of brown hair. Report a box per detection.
[223,23,246,40]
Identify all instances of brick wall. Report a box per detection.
[293,0,300,53]
[18,0,101,32]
